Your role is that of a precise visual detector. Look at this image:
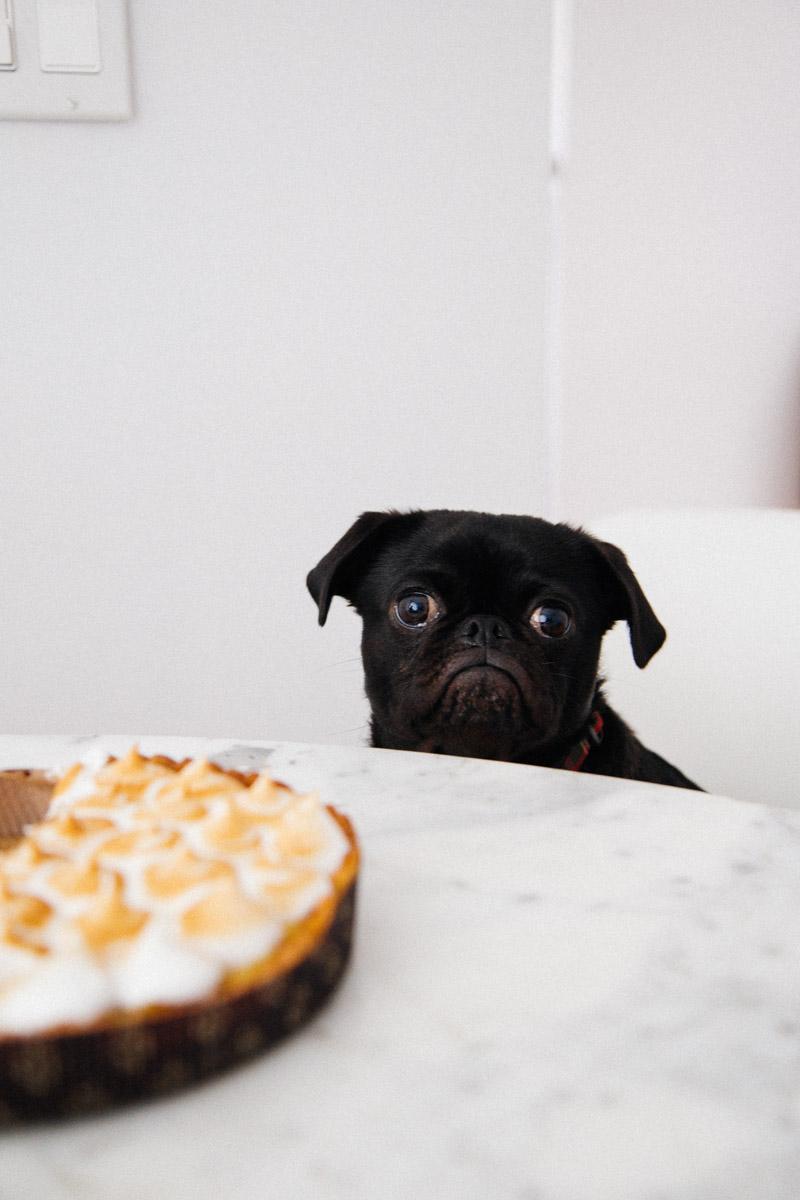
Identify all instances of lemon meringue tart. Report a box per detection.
[0,750,358,1121]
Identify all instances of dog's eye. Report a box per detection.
[530,604,572,639]
[394,593,440,628]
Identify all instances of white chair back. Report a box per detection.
[587,509,799,808]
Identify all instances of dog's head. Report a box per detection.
[307,509,665,761]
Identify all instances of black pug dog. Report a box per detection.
[307,509,702,790]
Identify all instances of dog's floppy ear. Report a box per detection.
[590,537,666,668]
[307,511,401,626]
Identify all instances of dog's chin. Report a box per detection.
[418,663,550,762]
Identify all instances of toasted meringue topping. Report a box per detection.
[45,859,103,898]
[0,748,352,1034]
[143,849,234,898]
[77,881,149,951]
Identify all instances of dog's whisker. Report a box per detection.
[313,658,363,674]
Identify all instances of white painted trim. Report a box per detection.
[543,0,573,520]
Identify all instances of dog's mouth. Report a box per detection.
[390,647,563,762]
[440,651,536,707]
[417,653,548,760]
[432,653,543,739]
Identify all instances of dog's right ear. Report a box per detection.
[307,511,401,626]
[588,536,666,669]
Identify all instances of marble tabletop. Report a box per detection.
[0,734,799,1200]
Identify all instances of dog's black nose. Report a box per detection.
[458,614,512,648]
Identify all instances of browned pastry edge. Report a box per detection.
[0,763,359,1124]
[0,770,55,842]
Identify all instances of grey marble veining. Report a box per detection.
[0,734,799,1200]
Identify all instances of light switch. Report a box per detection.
[37,0,101,73]
[0,0,129,119]
[0,0,16,71]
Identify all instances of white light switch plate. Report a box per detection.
[0,0,130,119]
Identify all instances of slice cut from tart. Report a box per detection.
[0,749,358,1121]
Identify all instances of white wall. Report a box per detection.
[560,0,800,522]
[0,2,552,740]
[1,2,798,743]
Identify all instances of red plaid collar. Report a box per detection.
[560,710,604,772]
